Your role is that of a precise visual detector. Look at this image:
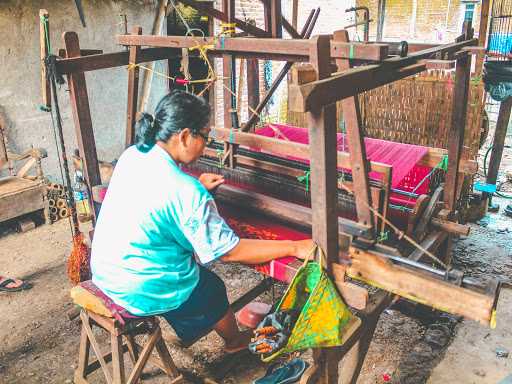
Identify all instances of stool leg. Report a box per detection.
[125,334,139,364]
[74,320,91,384]
[155,336,180,378]
[126,326,161,384]
[111,333,126,384]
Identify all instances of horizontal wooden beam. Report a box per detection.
[211,127,391,176]
[341,247,496,326]
[289,62,427,112]
[330,41,388,61]
[289,38,478,112]
[55,47,174,74]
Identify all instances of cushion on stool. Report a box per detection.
[70,285,114,318]
[71,280,138,325]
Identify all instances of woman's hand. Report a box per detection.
[199,173,225,191]
[293,239,316,260]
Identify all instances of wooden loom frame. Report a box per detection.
[41,2,501,383]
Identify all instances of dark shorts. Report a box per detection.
[160,265,229,343]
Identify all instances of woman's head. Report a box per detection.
[135,90,211,164]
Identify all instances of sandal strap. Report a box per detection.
[0,279,16,288]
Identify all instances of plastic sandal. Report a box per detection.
[253,358,308,384]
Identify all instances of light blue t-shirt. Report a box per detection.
[90,144,239,316]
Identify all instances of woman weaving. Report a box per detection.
[90,90,313,353]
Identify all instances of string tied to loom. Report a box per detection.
[297,170,311,192]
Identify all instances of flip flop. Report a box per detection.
[254,358,308,384]
[0,278,32,292]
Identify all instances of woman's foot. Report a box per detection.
[0,276,31,292]
[224,329,253,354]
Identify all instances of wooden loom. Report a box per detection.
[41,2,503,383]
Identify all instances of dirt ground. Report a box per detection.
[1,112,512,383]
[0,199,511,383]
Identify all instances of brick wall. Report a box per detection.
[357,0,482,43]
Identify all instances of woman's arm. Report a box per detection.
[220,238,314,265]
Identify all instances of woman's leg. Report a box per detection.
[213,308,253,353]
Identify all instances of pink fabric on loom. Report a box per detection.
[255,124,430,190]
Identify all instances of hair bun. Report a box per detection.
[135,112,158,152]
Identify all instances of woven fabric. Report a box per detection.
[255,124,430,190]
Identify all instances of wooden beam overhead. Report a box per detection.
[289,38,478,112]
[55,47,174,74]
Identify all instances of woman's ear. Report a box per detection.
[178,128,192,148]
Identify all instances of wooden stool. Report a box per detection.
[75,309,184,384]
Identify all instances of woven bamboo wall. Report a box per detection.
[287,71,486,158]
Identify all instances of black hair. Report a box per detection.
[135,90,211,153]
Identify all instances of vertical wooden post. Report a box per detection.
[445,24,473,213]
[206,5,216,127]
[222,0,236,129]
[126,26,142,148]
[486,97,512,188]
[40,9,51,111]
[476,0,491,75]
[111,333,126,384]
[270,0,283,38]
[263,0,272,33]
[138,0,168,114]
[334,30,375,234]
[64,32,101,220]
[247,58,260,130]
[292,0,299,30]
[307,35,340,384]
[376,0,386,41]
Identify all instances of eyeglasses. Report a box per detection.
[196,131,213,145]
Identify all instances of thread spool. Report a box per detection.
[50,206,58,215]
[49,213,58,222]
[59,207,69,218]
[56,199,66,209]
[48,198,56,207]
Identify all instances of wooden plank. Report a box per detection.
[409,231,447,261]
[63,32,101,221]
[117,35,311,57]
[211,127,392,175]
[270,0,283,38]
[215,184,372,238]
[292,0,298,29]
[0,183,45,223]
[138,0,168,115]
[40,9,51,110]
[486,97,512,191]
[445,42,472,212]
[476,0,491,74]
[330,41,389,61]
[222,0,236,130]
[336,30,374,232]
[289,38,478,112]
[307,35,340,384]
[126,26,142,148]
[246,58,259,129]
[55,47,175,75]
[344,247,495,326]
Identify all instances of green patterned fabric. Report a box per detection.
[262,261,359,362]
